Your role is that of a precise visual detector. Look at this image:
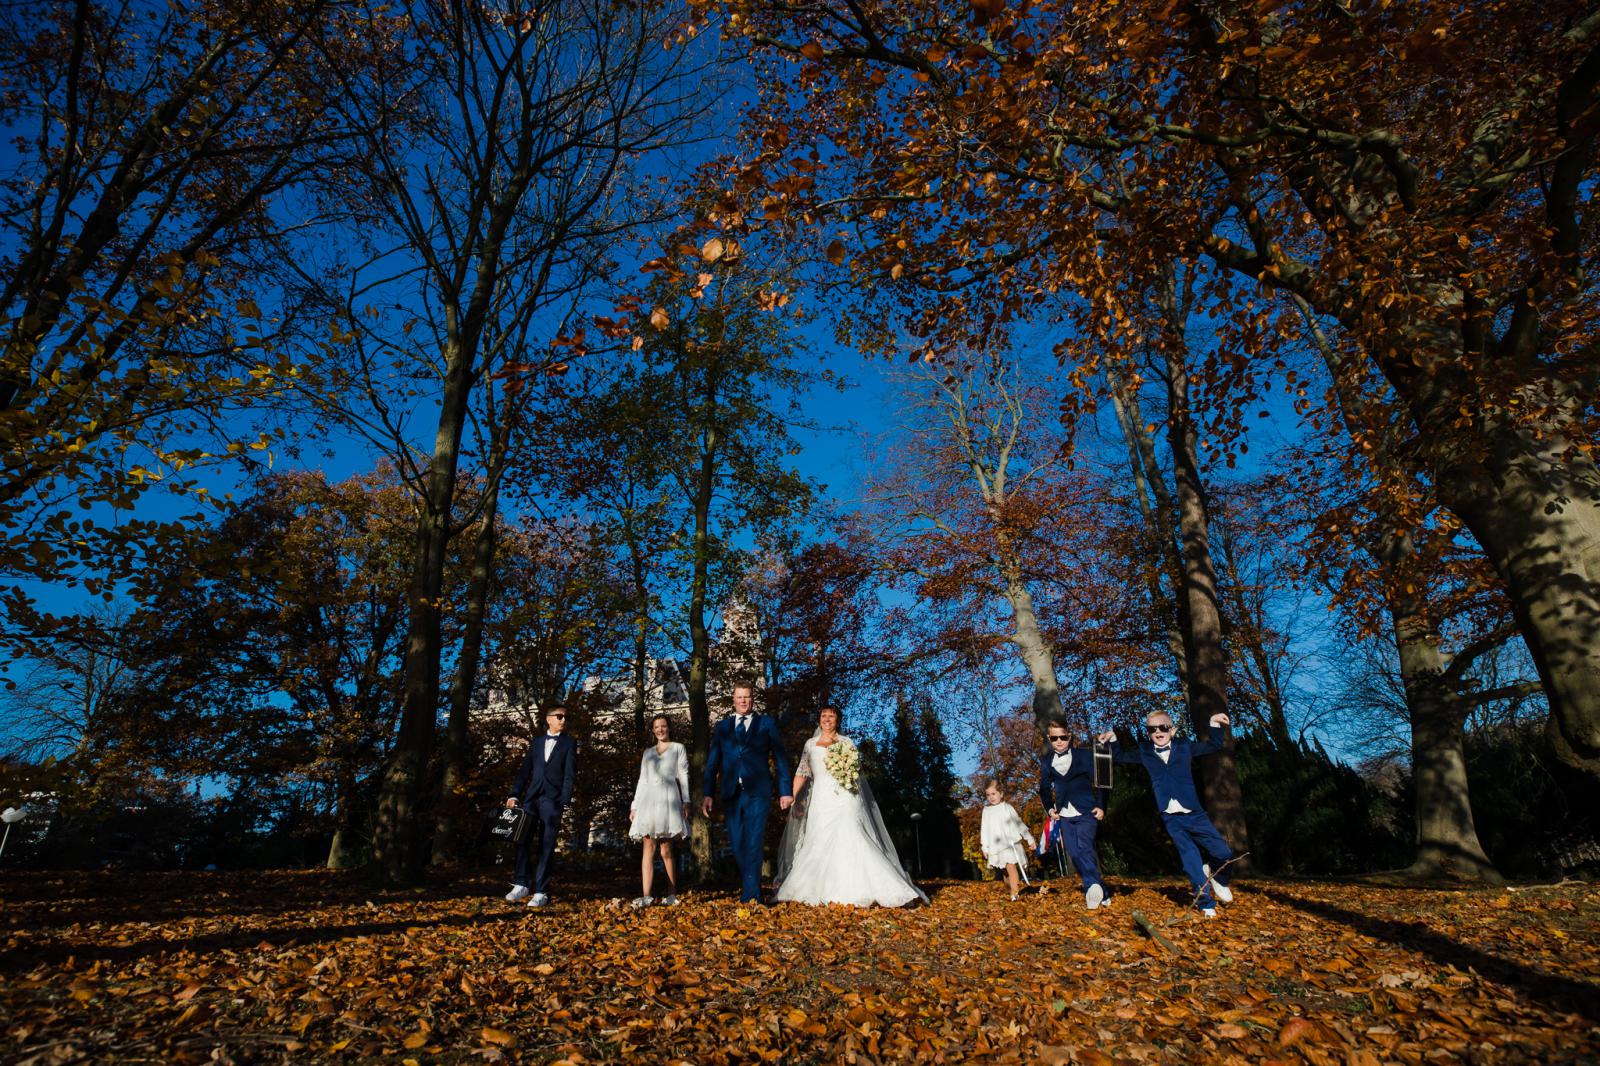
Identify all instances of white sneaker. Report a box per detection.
[661,894,679,906]
[630,896,652,910]
[1085,883,1104,910]
[1203,864,1234,904]
[1202,908,1217,918]
[526,893,550,908]
[505,885,530,903]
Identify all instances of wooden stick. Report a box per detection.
[1131,910,1178,953]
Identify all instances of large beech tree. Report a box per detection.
[869,353,1166,738]
[710,0,1600,785]
[0,0,362,632]
[316,0,702,882]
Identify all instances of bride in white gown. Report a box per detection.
[774,707,926,908]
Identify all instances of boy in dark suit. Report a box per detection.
[1096,711,1236,916]
[1038,724,1108,910]
[504,705,577,907]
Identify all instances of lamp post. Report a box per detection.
[909,812,923,876]
[0,806,27,861]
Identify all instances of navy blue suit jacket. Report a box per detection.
[511,733,577,808]
[703,713,792,803]
[1109,723,1229,813]
[1038,746,1101,814]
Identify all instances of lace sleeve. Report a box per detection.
[795,737,813,778]
[672,743,689,803]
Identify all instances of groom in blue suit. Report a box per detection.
[701,682,792,903]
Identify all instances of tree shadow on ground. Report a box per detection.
[0,905,541,972]
[1256,886,1600,1024]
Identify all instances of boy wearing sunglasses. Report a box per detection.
[1095,711,1236,916]
[504,705,578,908]
[1039,725,1109,910]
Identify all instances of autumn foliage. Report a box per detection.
[3,870,1597,1064]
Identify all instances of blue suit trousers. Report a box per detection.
[1052,814,1104,894]
[1162,810,1233,908]
[514,796,563,895]
[725,786,771,903]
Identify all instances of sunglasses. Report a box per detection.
[549,713,567,720]
[1146,725,1172,736]
[1048,734,1071,742]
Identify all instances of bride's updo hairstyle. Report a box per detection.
[818,705,842,732]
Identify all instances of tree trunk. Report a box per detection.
[1430,415,1600,782]
[1390,602,1503,883]
[628,528,651,743]
[997,552,1067,728]
[1160,308,1250,859]
[1296,298,1501,880]
[370,345,474,884]
[687,434,717,880]
[1107,364,1189,697]
[431,491,499,866]
[326,768,363,870]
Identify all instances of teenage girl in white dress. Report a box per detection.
[629,713,690,907]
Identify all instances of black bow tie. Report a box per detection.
[1154,744,1171,754]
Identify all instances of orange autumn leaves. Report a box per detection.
[2,870,1596,1064]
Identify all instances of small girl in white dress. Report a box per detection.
[980,781,1035,901]
[629,714,690,908]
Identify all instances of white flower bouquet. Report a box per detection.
[825,737,861,793]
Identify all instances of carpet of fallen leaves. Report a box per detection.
[2,868,1598,1065]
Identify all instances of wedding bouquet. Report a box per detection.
[825,737,861,793]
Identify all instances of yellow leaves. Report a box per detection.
[649,307,670,329]
[480,1027,517,1047]
[700,237,726,262]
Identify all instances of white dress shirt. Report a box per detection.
[1050,751,1081,816]
[1154,746,1191,813]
